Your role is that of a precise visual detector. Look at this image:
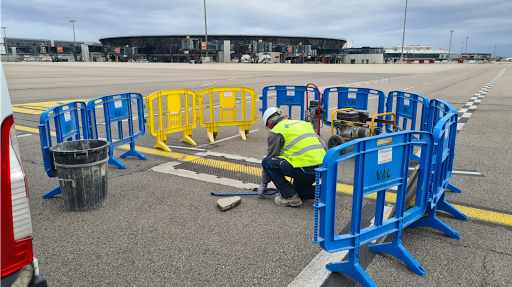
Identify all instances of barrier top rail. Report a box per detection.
[385,91,430,133]
[39,101,89,178]
[426,99,457,133]
[260,85,319,121]
[322,87,386,126]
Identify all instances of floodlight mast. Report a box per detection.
[204,0,208,61]
[448,30,454,62]
[1,27,7,60]
[69,20,77,61]
[400,0,408,63]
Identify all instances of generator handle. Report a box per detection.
[330,108,356,136]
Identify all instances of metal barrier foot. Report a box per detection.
[109,157,127,169]
[120,149,147,161]
[155,141,172,152]
[369,241,426,276]
[43,186,61,199]
[409,214,461,240]
[438,199,468,220]
[447,183,462,193]
[326,261,377,287]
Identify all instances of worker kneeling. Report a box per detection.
[258,107,327,207]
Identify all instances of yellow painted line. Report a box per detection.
[452,204,512,227]
[244,75,251,77]
[200,82,218,86]
[12,100,89,115]
[14,124,512,227]
[227,78,238,80]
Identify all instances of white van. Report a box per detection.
[1,64,48,286]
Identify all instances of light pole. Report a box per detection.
[448,30,454,62]
[461,42,464,54]
[69,20,77,61]
[1,27,7,60]
[465,36,468,53]
[400,0,408,63]
[203,0,208,61]
[493,44,497,60]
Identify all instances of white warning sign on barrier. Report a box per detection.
[114,100,123,108]
[348,93,357,99]
[64,112,71,122]
[287,91,294,96]
[378,148,392,164]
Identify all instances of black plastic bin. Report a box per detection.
[50,140,110,211]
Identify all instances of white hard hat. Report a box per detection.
[262,107,281,127]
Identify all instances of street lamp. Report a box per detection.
[69,20,77,61]
[493,44,497,60]
[465,36,468,53]
[203,0,208,61]
[400,0,408,63]
[1,27,7,60]
[461,42,464,54]
[448,30,454,62]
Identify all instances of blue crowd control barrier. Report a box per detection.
[408,113,468,239]
[426,99,461,193]
[314,131,434,287]
[260,85,319,120]
[39,101,89,198]
[87,93,147,169]
[323,87,386,126]
[386,91,430,161]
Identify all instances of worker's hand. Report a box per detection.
[257,183,268,198]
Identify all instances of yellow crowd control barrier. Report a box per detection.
[146,89,198,152]
[198,87,259,143]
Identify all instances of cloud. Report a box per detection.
[1,0,510,55]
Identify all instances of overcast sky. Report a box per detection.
[1,0,511,56]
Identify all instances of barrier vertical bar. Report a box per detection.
[260,85,319,120]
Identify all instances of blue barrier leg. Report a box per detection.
[120,149,147,160]
[109,157,127,169]
[120,142,147,160]
[326,256,377,287]
[369,232,426,276]
[447,183,461,193]
[408,210,461,240]
[43,186,61,198]
[438,198,468,221]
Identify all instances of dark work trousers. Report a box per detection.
[262,156,319,200]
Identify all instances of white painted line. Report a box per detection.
[460,113,472,118]
[288,250,349,287]
[422,83,431,85]
[452,170,482,176]
[289,205,394,287]
[458,108,468,114]
[403,86,416,90]
[457,123,465,130]
[468,105,477,110]
[435,80,442,82]
[194,151,262,164]
[197,129,260,147]
[17,134,32,138]
[166,145,208,152]
[474,99,482,103]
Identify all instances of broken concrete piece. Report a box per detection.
[217,196,242,211]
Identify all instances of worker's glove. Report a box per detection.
[257,183,268,198]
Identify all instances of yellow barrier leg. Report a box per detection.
[239,125,249,140]
[155,134,172,152]
[181,134,197,146]
[207,126,218,143]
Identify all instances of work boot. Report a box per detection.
[274,194,302,207]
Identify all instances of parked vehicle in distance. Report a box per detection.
[1,63,48,287]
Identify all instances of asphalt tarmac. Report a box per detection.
[3,61,511,287]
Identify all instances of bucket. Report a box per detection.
[50,140,109,211]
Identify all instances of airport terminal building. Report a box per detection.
[98,34,346,63]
